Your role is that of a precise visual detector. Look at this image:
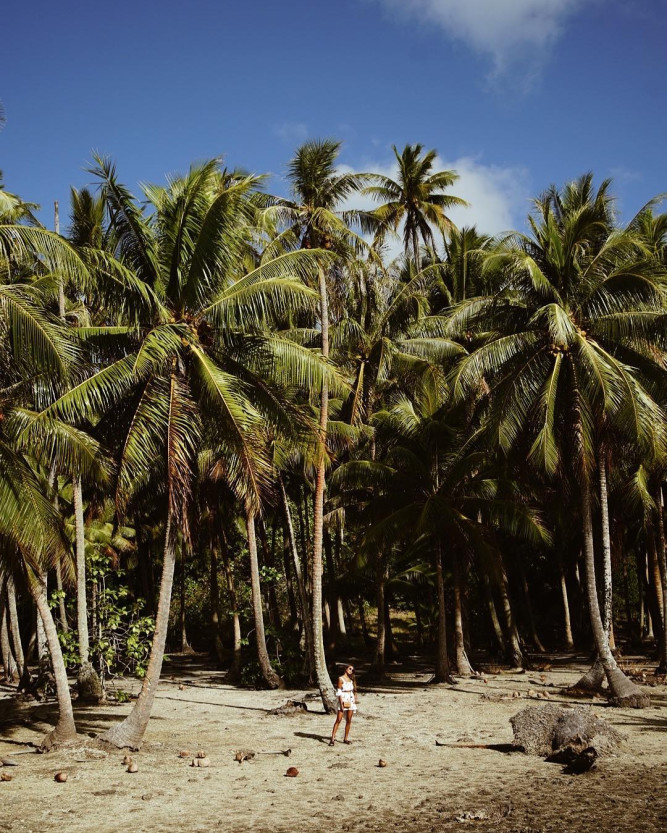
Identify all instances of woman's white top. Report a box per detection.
[336,678,357,712]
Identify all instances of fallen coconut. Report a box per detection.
[54,771,68,783]
[178,750,191,758]
[1,772,12,782]
[285,766,299,777]
[127,761,138,773]
[378,759,387,768]
[196,750,207,758]
[191,757,210,768]
[122,754,132,765]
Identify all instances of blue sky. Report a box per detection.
[2,0,666,234]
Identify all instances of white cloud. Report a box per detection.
[339,154,530,259]
[372,0,590,76]
[273,122,309,143]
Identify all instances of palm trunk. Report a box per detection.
[73,476,102,702]
[434,541,451,682]
[246,509,282,689]
[373,556,387,677]
[278,475,313,678]
[518,561,546,652]
[220,531,241,680]
[481,564,505,653]
[36,570,48,662]
[179,541,192,653]
[73,475,90,665]
[100,515,178,748]
[557,553,575,650]
[655,487,667,672]
[209,541,225,665]
[494,552,525,668]
[31,577,78,749]
[580,471,649,707]
[452,553,473,676]
[6,576,24,677]
[1,594,18,681]
[312,266,336,712]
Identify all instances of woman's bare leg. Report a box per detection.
[343,711,353,743]
[330,711,344,744]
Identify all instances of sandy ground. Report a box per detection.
[1,656,666,833]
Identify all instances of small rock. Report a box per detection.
[378,759,387,768]
[196,750,207,758]
[1,772,12,782]
[122,754,132,765]
[178,684,185,691]
[191,757,211,768]
[127,762,139,773]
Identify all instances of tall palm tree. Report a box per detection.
[269,139,369,712]
[446,174,666,705]
[364,144,467,267]
[38,157,337,746]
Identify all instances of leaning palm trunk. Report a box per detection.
[6,576,24,677]
[311,266,337,712]
[557,553,575,650]
[31,578,78,749]
[580,473,649,707]
[1,596,18,681]
[100,516,177,748]
[246,509,282,689]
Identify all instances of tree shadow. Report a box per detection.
[293,731,331,745]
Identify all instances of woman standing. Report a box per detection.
[329,665,358,745]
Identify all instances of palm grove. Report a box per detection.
[0,140,665,750]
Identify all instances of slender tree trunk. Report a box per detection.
[580,472,649,707]
[246,509,282,689]
[278,475,313,679]
[452,553,473,676]
[220,531,241,681]
[655,487,667,672]
[373,556,387,677]
[257,516,281,630]
[100,515,179,748]
[1,593,18,681]
[209,542,225,665]
[6,575,24,677]
[481,564,505,654]
[557,553,575,650]
[179,541,192,653]
[599,456,615,647]
[31,577,78,749]
[385,594,400,660]
[312,266,336,712]
[324,530,339,651]
[434,541,451,682]
[518,561,546,652]
[73,476,90,665]
[73,476,102,702]
[358,597,370,647]
[494,552,525,668]
[282,532,299,631]
[36,570,48,663]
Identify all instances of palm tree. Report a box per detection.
[270,139,369,712]
[447,174,666,705]
[364,144,467,267]
[38,157,337,746]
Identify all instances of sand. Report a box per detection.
[1,656,665,833]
